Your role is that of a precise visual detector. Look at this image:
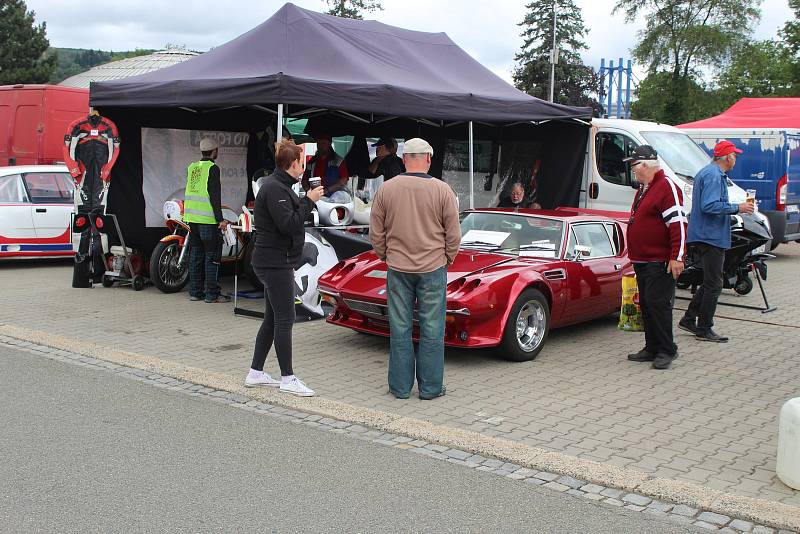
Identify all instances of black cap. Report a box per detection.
[623,145,658,162]
[371,137,396,149]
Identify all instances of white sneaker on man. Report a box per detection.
[244,370,280,388]
[279,376,315,397]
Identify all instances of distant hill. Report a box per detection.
[47,47,156,84]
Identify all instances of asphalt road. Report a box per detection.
[0,345,702,534]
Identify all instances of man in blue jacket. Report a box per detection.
[679,140,754,342]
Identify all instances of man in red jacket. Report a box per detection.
[624,145,687,370]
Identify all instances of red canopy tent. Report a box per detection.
[679,98,800,129]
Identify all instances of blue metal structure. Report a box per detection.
[599,58,633,119]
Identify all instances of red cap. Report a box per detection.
[713,140,743,157]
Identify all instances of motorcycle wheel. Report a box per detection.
[734,275,754,295]
[242,239,263,290]
[149,241,189,293]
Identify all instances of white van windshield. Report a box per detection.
[641,131,710,181]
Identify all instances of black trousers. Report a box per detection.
[684,243,725,333]
[634,262,678,357]
[251,267,295,376]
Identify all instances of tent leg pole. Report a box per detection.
[468,121,474,210]
[277,103,284,136]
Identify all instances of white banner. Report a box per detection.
[141,128,249,227]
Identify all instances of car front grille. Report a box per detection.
[343,298,388,320]
[343,298,422,323]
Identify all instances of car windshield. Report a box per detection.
[641,131,711,181]
[459,212,564,258]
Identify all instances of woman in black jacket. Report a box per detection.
[244,140,323,396]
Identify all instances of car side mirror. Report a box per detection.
[571,245,592,261]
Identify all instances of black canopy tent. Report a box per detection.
[91,3,592,251]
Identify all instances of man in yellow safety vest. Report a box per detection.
[184,137,230,303]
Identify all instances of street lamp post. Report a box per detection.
[549,1,558,102]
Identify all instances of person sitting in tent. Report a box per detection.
[498,173,542,210]
[303,132,349,196]
[498,182,530,209]
[357,137,405,190]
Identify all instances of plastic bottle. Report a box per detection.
[777,397,800,490]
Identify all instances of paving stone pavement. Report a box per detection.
[4,338,796,533]
[1,243,799,508]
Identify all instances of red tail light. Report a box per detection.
[776,174,788,211]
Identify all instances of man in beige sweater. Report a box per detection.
[369,138,461,400]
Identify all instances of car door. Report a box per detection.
[0,173,36,252]
[562,222,622,322]
[590,130,639,211]
[21,171,74,244]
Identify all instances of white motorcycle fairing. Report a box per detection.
[294,230,339,316]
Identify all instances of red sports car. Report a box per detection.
[317,208,632,361]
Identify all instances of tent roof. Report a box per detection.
[679,98,800,129]
[90,3,591,123]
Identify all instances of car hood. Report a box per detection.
[326,250,551,301]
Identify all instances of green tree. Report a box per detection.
[324,0,382,19]
[512,0,599,110]
[0,0,57,84]
[783,0,800,55]
[716,40,797,99]
[631,71,726,123]
[614,0,761,124]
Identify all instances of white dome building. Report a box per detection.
[59,48,199,89]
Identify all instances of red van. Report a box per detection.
[0,84,89,167]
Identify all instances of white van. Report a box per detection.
[581,118,750,214]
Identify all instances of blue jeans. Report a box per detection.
[386,266,446,398]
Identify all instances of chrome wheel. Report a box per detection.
[159,243,187,287]
[515,300,546,352]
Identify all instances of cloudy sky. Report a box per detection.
[27,0,794,83]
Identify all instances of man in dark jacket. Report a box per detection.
[679,140,754,343]
[624,145,687,370]
[357,137,405,191]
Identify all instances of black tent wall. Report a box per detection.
[100,105,588,254]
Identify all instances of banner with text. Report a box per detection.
[141,128,249,227]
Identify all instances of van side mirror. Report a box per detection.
[625,161,640,189]
[571,245,591,261]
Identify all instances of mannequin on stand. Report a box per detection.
[63,110,120,287]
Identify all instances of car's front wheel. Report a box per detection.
[500,287,550,362]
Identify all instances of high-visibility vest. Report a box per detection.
[183,160,217,224]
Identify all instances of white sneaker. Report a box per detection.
[279,376,315,397]
[244,371,280,388]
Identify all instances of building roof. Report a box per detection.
[60,48,199,89]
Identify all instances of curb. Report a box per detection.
[1,323,797,531]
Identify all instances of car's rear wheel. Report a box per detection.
[500,288,550,362]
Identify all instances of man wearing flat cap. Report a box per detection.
[369,138,460,400]
[183,136,230,303]
[624,145,687,370]
[679,140,754,343]
[357,137,405,191]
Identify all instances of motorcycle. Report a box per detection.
[677,213,773,295]
[149,199,256,293]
